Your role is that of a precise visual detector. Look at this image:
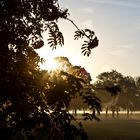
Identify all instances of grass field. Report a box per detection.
[76,114,140,140]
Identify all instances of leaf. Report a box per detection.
[74,30,84,40]
[81,46,87,49]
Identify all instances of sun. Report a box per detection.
[37,44,82,71]
[40,56,59,71]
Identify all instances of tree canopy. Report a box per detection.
[94,70,140,118]
[0,0,100,139]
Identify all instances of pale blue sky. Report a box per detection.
[38,0,140,81]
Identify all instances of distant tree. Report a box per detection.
[54,57,101,121]
[94,70,122,118]
[55,56,72,71]
[119,76,138,118]
[134,77,140,111]
[135,76,140,96]
[0,0,99,139]
[95,70,139,119]
[67,65,91,116]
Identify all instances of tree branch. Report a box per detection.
[66,18,89,39]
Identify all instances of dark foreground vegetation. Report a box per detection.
[0,0,101,139]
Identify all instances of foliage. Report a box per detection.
[60,63,102,121]
[94,70,123,116]
[94,70,140,118]
[47,22,64,49]
[52,57,102,121]
[82,86,101,121]
[0,0,100,139]
[74,29,99,56]
[116,76,137,111]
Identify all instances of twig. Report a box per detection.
[66,18,89,39]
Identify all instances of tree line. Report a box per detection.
[69,69,140,119]
[94,70,140,118]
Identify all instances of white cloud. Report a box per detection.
[108,50,125,56]
[81,19,94,28]
[108,44,134,56]
[119,44,134,49]
[81,8,95,14]
[101,65,112,72]
[85,0,140,8]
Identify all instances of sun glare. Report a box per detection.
[40,57,59,71]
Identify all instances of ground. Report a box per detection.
[76,113,140,140]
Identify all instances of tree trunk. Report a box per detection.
[116,108,119,118]
[112,108,115,118]
[112,110,115,118]
[105,107,108,119]
[83,108,85,114]
[127,108,130,118]
[130,110,133,115]
[74,109,77,116]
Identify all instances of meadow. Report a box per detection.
[77,113,140,140]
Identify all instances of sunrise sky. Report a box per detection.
[37,0,140,81]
